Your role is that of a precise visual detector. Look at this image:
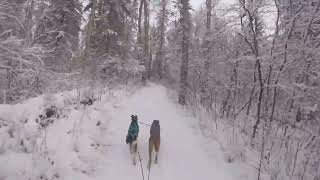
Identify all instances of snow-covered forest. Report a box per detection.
[0,0,319,180]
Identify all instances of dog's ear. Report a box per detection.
[135,115,138,120]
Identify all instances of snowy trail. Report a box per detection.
[94,84,251,180]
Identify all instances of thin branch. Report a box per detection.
[303,0,320,44]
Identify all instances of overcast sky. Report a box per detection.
[190,0,236,9]
[190,0,205,9]
[189,0,275,33]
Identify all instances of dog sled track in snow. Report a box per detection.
[94,83,257,180]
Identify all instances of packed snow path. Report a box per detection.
[96,84,251,180]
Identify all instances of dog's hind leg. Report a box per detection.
[154,138,160,164]
[155,152,158,164]
[148,138,153,169]
[129,143,133,154]
[132,140,138,165]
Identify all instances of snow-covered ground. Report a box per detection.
[0,83,259,180]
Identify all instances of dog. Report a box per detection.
[126,115,139,165]
[148,120,160,169]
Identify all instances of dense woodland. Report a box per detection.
[0,0,319,180]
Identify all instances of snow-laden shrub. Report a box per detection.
[99,57,144,85]
[80,88,95,102]
[223,144,247,163]
[43,94,58,108]
[0,106,39,154]
[0,77,140,179]
[0,151,60,180]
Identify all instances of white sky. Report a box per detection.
[189,0,276,34]
[190,0,236,9]
[190,0,205,9]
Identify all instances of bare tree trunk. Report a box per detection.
[246,84,256,115]
[7,60,12,91]
[138,0,144,46]
[245,55,258,116]
[122,18,129,60]
[269,1,299,125]
[83,0,97,73]
[85,0,97,54]
[2,90,6,104]
[303,0,320,44]
[257,119,266,180]
[200,0,212,104]
[265,0,280,164]
[137,0,145,82]
[148,46,153,79]
[156,0,167,79]
[291,141,303,176]
[178,0,191,105]
[24,0,34,48]
[206,0,212,31]
[252,61,264,139]
[300,158,309,180]
[210,89,218,130]
[238,0,264,140]
[143,0,150,81]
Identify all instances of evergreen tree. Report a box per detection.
[34,0,82,72]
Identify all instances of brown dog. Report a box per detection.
[148,120,160,169]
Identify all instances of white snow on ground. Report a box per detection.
[0,87,131,180]
[0,83,259,180]
[94,83,258,180]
